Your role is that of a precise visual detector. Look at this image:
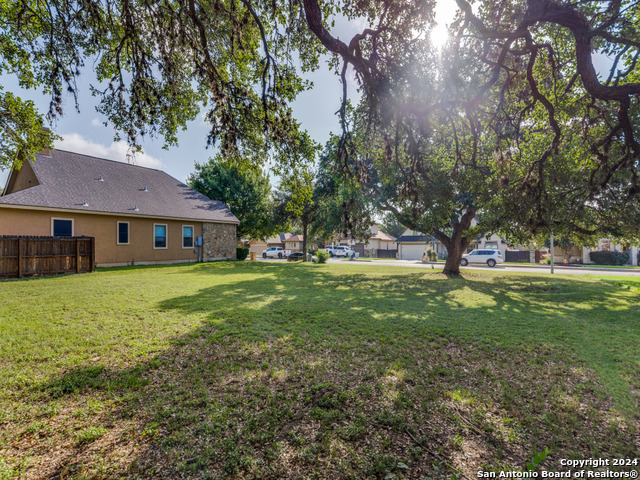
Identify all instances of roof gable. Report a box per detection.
[3,160,40,195]
[0,150,239,224]
[285,235,304,242]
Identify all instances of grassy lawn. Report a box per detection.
[0,262,638,479]
[578,265,640,269]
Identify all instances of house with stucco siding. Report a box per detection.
[248,232,292,255]
[396,229,443,260]
[0,149,239,266]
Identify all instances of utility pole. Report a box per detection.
[550,233,555,274]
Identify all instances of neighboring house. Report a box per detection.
[467,233,509,257]
[396,229,443,260]
[283,235,319,253]
[283,234,313,253]
[396,227,514,260]
[327,232,356,247]
[0,149,239,266]
[528,238,638,266]
[353,224,397,257]
[284,234,303,253]
[248,232,291,255]
[580,239,638,266]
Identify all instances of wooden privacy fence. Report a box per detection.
[505,250,531,263]
[0,236,95,278]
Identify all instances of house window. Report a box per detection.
[52,218,73,236]
[154,224,167,249]
[182,225,194,248]
[484,242,498,250]
[117,222,130,245]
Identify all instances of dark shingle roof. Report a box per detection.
[0,150,239,223]
[372,231,396,241]
[396,235,438,243]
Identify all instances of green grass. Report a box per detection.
[0,262,638,479]
[579,264,640,269]
[502,262,539,266]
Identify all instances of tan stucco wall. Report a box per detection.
[0,207,207,266]
[285,241,301,252]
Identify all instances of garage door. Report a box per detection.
[250,243,267,255]
[399,244,427,260]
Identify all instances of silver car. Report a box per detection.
[460,249,503,267]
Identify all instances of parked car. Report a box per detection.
[262,246,290,258]
[333,246,355,257]
[287,252,316,262]
[460,249,503,267]
[287,252,304,262]
[325,245,338,256]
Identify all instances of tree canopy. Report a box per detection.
[1,0,639,273]
[188,156,276,240]
[379,213,406,240]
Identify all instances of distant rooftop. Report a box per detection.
[396,234,438,243]
[371,230,396,242]
[0,149,239,224]
[285,235,304,242]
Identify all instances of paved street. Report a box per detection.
[257,257,640,276]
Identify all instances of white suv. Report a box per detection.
[333,246,355,257]
[325,246,338,256]
[460,249,503,267]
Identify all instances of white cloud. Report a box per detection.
[54,133,163,169]
[90,117,104,127]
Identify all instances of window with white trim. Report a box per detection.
[154,224,167,248]
[182,226,194,248]
[117,222,130,245]
[52,218,73,236]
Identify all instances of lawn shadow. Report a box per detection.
[13,263,640,479]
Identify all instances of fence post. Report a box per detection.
[76,238,81,273]
[17,238,23,278]
[90,237,96,272]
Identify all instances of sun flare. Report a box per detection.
[430,23,449,49]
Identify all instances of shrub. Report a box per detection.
[426,249,437,261]
[316,250,330,264]
[540,257,551,264]
[589,251,629,265]
[236,247,249,261]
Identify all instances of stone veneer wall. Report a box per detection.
[202,223,237,261]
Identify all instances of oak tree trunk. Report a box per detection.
[434,209,476,276]
[443,240,466,276]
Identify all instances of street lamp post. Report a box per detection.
[550,233,555,274]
